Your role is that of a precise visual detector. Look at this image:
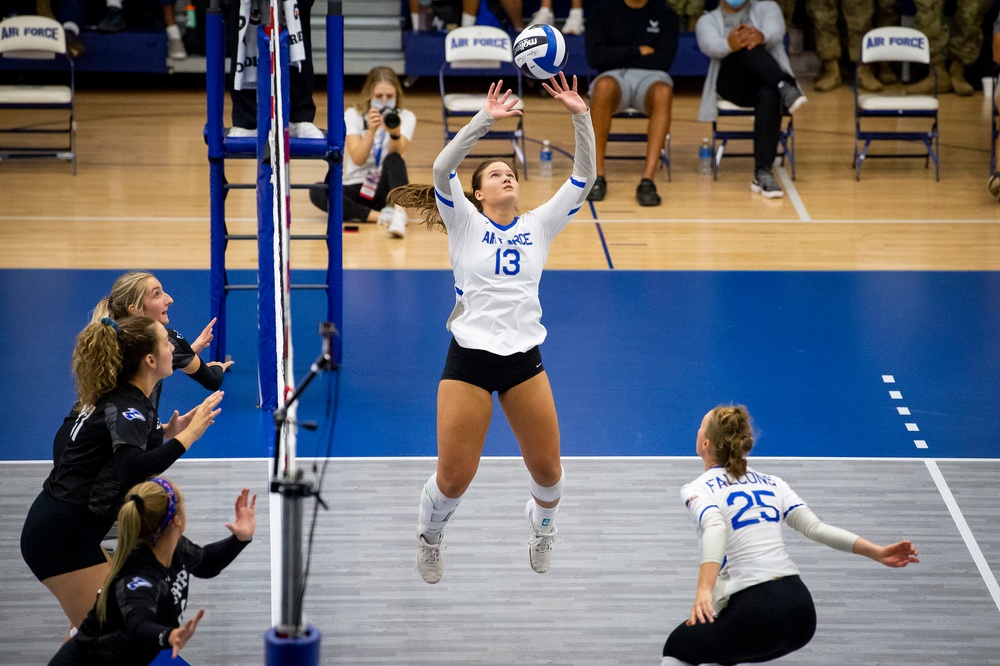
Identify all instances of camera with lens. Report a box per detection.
[380,107,401,131]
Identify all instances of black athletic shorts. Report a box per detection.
[440,338,545,394]
[21,489,112,581]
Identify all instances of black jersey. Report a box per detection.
[44,384,185,519]
[585,0,679,73]
[149,328,222,409]
[168,328,197,371]
[58,535,249,666]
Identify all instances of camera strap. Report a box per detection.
[359,131,385,200]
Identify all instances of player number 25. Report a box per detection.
[728,490,780,530]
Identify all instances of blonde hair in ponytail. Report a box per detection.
[90,271,156,323]
[96,479,185,624]
[705,405,755,480]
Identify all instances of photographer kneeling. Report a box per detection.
[311,67,416,238]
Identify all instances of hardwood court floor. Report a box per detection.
[0,81,997,272]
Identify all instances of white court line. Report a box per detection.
[8,455,1000,464]
[925,459,1000,614]
[776,163,810,222]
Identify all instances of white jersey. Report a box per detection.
[432,110,596,356]
[343,106,417,186]
[681,465,808,602]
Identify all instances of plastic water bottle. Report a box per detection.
[699,138,712,175]
[185,3,197,29]
[539,140,553,178]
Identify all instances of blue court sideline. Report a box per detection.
[1,268,997,462]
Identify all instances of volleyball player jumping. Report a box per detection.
[389,74,596,583]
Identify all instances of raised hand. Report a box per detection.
[191,318,217,353]
[541,72,588,115]
[169,608,205,657]
[162,407,194,440]
[176,391,224,449]
[483,80,523,120]
[207,360,234,372]
[224,488,257,542]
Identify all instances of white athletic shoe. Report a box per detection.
[416,535,443,584]
[387,205,407,238]
[228,126,256,138]
[530,6,554,25]
[561,12,584,35]
[168,36,187,60]
[525,500,556,574]
[377,206,394,226]
[290,122,325,139]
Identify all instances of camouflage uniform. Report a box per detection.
[806,0,873,64]
[914,0,992,65]
[667,0,705,27]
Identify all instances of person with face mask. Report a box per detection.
[310,66,416,238]
[695,0,806,198]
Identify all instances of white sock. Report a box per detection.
[166,24,181,39]
[461,12,476,26]
[106,0,123,9]
[529,499,558,533]
[418,474,462,544]
[63,21,80,36]
[411,12,420,29]
[568,7,583,18]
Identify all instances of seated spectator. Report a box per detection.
[456,0,525,31]
[530,0,585,35]
[585,0,679,206]
[96,0,187,60]
[310,66,415,238]
[4,0,86,57]
[695,0,806,199]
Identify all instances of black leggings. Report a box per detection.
[716,47,793,172]
[663,575,817,665]
[342,152,410,222]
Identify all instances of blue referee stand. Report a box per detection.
[204,1,346,663]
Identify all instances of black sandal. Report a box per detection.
[636,178,661,207]
[587,175,607,202]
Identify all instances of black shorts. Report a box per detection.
[21,489,112,581]
[440,338,545,394]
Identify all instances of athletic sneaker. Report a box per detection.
[525,500,556,574]
[750,169,784,198]
[228,126,256,138]
[290,122,324,139]
[777,80,807,114]
[562,11,584,35]
[636,178,661,206]
[387,206,407,238]
[587,175,606,201]
[530,6,554,25]
[168,37,187,60]
[416,535,443,584]
[97,6,125,33]
[377,206,395,226]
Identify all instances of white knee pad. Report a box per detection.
[529,467,564,503]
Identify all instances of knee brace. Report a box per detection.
[529,467,564,503]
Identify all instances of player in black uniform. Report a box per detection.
[90,270,234,407]
[20,317,223,631]
[49,477,256,665]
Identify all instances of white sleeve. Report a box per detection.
[344,108,363,137]
[400,109,417,141]
[785,506,859,553]
[681,481,725,564]
[528,111,597,240]
[432,110,495,228]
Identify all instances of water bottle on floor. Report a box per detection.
[699,138,712,175]
[539,140,553,178]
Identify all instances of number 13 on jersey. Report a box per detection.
[494,248,521,275]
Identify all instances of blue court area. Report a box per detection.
[1,268,997,462]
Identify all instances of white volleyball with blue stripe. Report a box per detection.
[512,24,568,80]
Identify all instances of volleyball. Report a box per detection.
[512,24,568,80]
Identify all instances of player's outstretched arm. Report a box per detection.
[853,538,920,568]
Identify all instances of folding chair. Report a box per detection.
[0,15,76,174]
[440,26,527,176]
[855,27,938,181]
[711,100,795,180]
[605,108,671,181]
